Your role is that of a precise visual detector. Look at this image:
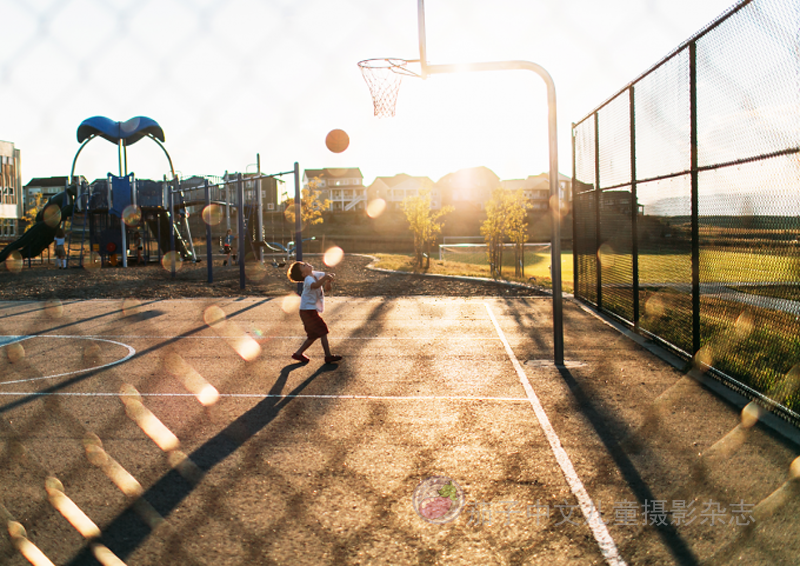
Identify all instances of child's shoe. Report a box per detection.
[292,353,310,363]
[324,355,343,364]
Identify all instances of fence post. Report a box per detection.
[630,86,640,333]
[690,41,701,358]
[594,112,602,309]
[572,123,578,297]
[237,173,246,290]
[205,180,213,284]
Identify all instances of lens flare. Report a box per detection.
[597,243,616,268]
[44,300,63,319]
[202,204,222,226]
[324,246,344,267]
[160,251,183,272]
[203,305,261,361]
[6,342,25,363]
[203,305,226,327]
[367,198,387,219]
[734,310,755,341]
[164,352,220,406]
[234,336,261,362]
[45,477,102,539]
[83,434,143,498]
[245,258,267,281]
[120,384,180,452]
[281,294,301,313]
[121,204,142,227]
[644,294,666,318]
[694,345,713,371]
[91,543,127,566]
[740,401,763,428]
[197,384,221,407]
[122,298,142,316]
[42,204,61,228]
[82,342,101,363]
[5,250,23,273]
[82,252,102,272]
[167,450,205,484]
[7,522,54,566]
[283,207,305,231]
[549,194,566,220]
[790,456,800,480]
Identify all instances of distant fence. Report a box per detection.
[572,0,800,426]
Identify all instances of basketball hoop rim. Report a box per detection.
[357,58,422,79]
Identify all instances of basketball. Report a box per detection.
[325,129,350,153]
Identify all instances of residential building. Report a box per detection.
[367,174,439,210]
[23,175,87,227]
[218,173,286,210]
[0,140,22,239]
[24,176,71,208]
[436,166,500,211]
[303,168,366,212]
[501,173,573,211]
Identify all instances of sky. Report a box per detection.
[1,0,738,187]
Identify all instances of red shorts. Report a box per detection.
[299,310,329,340]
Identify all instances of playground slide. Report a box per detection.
[0,190,75,264]
[147,210,195,261]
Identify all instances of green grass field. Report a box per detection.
[373,251,574,292]
[374,248,797,293]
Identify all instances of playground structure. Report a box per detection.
[0,117,307,289]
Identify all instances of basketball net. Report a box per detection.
[358,58,418,118]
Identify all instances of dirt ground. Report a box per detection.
[0,254,544,301]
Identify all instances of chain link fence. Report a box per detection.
[572,0,800,426]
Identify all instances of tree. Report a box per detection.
[402,189,453,269]
[480,188,531,279]
[283,177,331,228]
[506,190,533,277]
[22,192,46,227]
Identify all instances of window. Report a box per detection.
[267,203,275,211]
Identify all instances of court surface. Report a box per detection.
[0,296,797,566]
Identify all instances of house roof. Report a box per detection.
[435,166,500,190]
[370,173,434,189]
[304,168,363,180]
[24,176,87,188]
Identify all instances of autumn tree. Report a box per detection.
[480,188,531,279]
[506,190,533,277]
[402,189,453,269]
[22,192,46,227]
[283,177,331,228]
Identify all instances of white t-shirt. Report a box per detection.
[299,271,326,312]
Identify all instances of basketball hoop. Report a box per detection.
[358,58,420,118]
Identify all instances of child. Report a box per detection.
[223,229,235,266]
[132,231,143,264]
[287,261,342,364]
[54,228,67,269]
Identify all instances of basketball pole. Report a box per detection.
[414,2,564,365]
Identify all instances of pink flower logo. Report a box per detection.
[412,475,465,524]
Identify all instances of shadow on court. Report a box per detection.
[0,296,797,566]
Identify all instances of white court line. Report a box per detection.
[0,391,531,402]
[0,336,136,386]
[484,302,627,566]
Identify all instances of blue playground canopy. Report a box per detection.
[77,116,165,145]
